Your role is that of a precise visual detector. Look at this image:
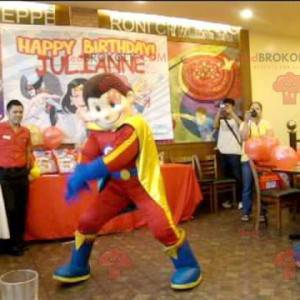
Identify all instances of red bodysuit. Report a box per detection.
[78,124,179,246]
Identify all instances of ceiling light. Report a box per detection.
[240,9,253,20]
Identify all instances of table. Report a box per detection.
[25,164,203,241]
[272,166,300,175]
[272,166,300,187]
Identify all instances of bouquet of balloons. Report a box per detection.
[245,135,300,169]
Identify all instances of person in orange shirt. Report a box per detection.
[0,99,32,256]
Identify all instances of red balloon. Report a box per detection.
[245,138,269,161]
[262,136,280,152]
[43,126,64,150]
[257,136,280,162]
[270,145,298,169]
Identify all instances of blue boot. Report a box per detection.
[165,229,202,290]
[53,231,95,283]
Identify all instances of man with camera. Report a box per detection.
[214,98,242,209]
[240,101,273,221]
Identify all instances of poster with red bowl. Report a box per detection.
[168,41,242,142]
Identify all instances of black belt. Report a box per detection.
[0,166,29,179]
[0,167,26,171]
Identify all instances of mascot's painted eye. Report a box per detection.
[95,105,101,112]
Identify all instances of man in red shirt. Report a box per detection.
[0,99,32,256]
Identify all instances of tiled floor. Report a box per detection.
[1,207,300,300]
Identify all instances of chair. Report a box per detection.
[169,154,214,212]
[191,155,214,213]
[198,154,237,213]
[249,160,300,231]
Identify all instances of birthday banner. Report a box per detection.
[0,24,173,143]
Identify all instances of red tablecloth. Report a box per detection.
[25,164,203,241]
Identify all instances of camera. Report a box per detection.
[250,109,257,118]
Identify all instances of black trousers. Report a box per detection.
[219,153,242,202]
[0,167,29,249]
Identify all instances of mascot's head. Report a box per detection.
[83,73,135,130]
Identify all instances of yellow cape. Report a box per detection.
[124,115,179,236]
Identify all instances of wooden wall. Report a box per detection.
[157,142,216,161]
[70,7,98,27]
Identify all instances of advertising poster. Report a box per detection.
[168,41,242,142]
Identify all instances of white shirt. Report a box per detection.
[217,118,241,155]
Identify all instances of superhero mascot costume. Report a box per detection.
[53,73,202,290]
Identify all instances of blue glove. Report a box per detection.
[66,177,90,203]
[66,158,109,202]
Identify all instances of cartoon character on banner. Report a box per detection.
[131,77,152,114]
[194,107,214,141]
[60,78,89,145]
[20,68,63,128]
[173,107,215,141]
[53,73,202,290]
[130,74,168,115]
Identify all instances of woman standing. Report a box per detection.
[239,101,273,221]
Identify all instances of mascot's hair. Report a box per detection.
[83,73,132,105]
